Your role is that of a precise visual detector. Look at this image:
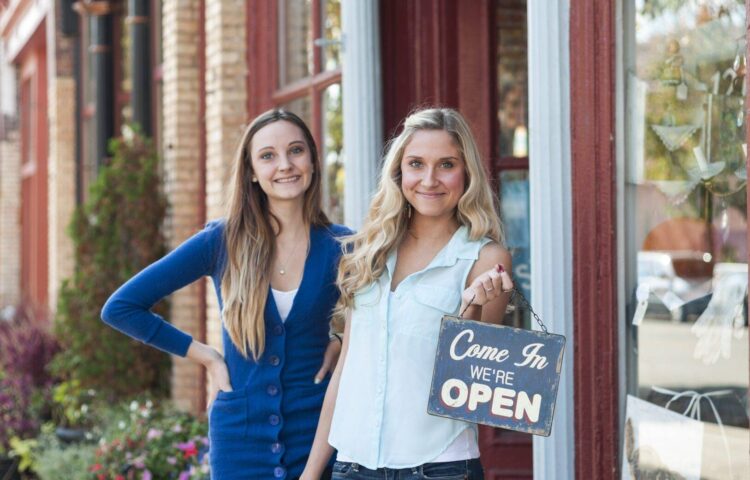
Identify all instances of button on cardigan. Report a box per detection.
[101,220,351,479]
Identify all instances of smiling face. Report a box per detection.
[400,129,466,220]
[249,120,314,205]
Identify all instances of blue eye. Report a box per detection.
[260,152,274,160]
[408,160,422,168]
[440,161,454,169]
[290,146,305,155]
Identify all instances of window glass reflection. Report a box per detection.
[320,0,341,71]
[281,96,312,129]
[496,0,528,158]
[279,0,312,87]
[322,84,343,223]
[499,169,530,329]
[626,2,749,478]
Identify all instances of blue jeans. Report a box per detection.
[331,459,483,480]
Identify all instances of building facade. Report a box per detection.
[0,0,747,478]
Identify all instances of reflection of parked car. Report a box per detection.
[637,251,712,322]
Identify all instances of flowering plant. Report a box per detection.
[0,304,59,454]
[0,375,36,455]
[89,399,209,480]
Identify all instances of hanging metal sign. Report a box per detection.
[427,290,566,436]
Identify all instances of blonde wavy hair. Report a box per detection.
[222,109,329,359]
[333,107,504,327]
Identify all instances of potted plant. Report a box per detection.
[51,380,98,444]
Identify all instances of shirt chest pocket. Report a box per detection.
[395,285,461,339]
[414,284,461,314]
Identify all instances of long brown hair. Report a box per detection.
[222,109,329,359]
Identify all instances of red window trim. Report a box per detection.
[271,68,342,105]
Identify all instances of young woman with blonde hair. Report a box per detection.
[102,109,348,479]
[302,108,514,480]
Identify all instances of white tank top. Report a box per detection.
[271,287,298,322]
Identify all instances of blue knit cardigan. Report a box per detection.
[101,220,350,479]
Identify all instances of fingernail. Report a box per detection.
[314,378,321,384]
[497,264,505,273]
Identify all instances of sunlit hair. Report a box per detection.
[333,107,504,327]
[222,109,329,359]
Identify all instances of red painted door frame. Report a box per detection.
[245,0,277,119]
[380,1,530,478]
[569,1,619,479]
[379,0,494,169]
[17,24,49,311]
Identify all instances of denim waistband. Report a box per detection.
[332,458,483,479]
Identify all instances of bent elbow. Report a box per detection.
[100,294,121,327]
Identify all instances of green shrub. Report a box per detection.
[52,129,170,400]
[32,426,96,480]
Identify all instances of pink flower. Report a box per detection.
[167,456,177,465]
[177,440,198,458]
[146,428,163,440]
[178,472,190,480]
[142,470,152,480]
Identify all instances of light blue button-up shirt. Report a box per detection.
[329,226,491,469]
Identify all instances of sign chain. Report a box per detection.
[459,279,550,335]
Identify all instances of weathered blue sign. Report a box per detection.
[428,316,565,436]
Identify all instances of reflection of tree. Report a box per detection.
[640,0,743,20]
[638,2,746,262]
[323,0,342,69]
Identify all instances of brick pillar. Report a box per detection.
[47,4,77,311]
[162,0,204,413]
[0,128,21,307]
[204,0,247,351]
[46,77,76,311]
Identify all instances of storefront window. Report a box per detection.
[280,95,312,127]
[499,169,530,328]
[496,0,528,159]
[322,83,343,223]
[625,2,749,477]
[276,0,343,223]
[320,0,341,71]
[279,0,312,87]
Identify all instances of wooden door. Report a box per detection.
[19,43,49,309]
